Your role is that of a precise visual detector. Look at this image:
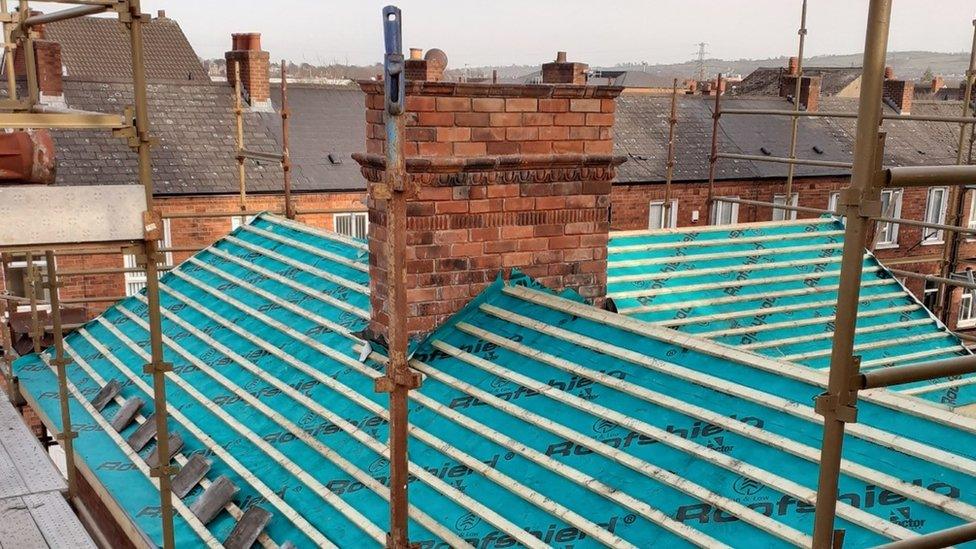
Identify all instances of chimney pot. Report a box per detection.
[157,9,166,18]
[409,48,423,60]
[787,56,799,76]
[556,51,567,63]
[884,66,894,79]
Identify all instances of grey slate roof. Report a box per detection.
[736,66,861,97]
[46,15,209,82]
[614,94,967,184]
[263,84,366,192]
[52,79,283,195]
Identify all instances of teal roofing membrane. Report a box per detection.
[608,216,976,408]
[11,212,976,547]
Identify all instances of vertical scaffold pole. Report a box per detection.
[17,0,37,107]
[0,253,15,400]
[126,2,176,547]
[938,19,976,323]
[1,0,17,101]
[705,73,723,225]
[374,6,421,548]
[811,0,892,546]
[25,250,41,354]
[783,0,809,205]
[663,78,678,228]
[233,61,246,216]
[43,249,78,498]
[281,59,295,220]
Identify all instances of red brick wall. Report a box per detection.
[356,80,623,338]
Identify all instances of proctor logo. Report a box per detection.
[675,480,959,525]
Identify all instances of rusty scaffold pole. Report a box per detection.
[937,18,976,323]
[373,6,421,548]
[43,249,78,498]
[663,78,679,228]
[281,59,295,219]
[125,1,176,547]
[25,250,41,354]
[811,0,892,545]
[705,73,723,224]
[783,0,809,202]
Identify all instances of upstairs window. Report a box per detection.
[124,219,172,296]
[334,212,368,239]
[648,200,678,229]
[772,193,799,221]
[922,187,948,244]
[710,198,739,226]
[875,189,903,247]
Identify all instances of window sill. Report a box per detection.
[874,243,900,250]
[921,240,945,246]
[958,320,976,329]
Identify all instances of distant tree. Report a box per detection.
[921,66,935,83]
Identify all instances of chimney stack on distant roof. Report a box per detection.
[884,66,895,80]
[405,48,447,82]
[156,9,167,19]
[225,32,272,112]
[787,56,799,76]
[881,65,913,114]
[13,13,63,103]
[542,51,588,85]
[932,75,945,94]
[354,50,624,339]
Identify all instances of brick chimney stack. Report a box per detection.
[404,48,447,82]
[13,14,63,103]
[354,55,624,339]
[787,56,799,76]
[225,32,272,112]
[882,66,913,114]
[542,51,589,85]
[932,75,945,93]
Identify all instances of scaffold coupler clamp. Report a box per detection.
[839,186,880,220]
[814,356,861,424]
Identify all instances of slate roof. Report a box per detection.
[615,94,969,184]
[736,67,862,97]
[608,217,976,409]
[262,84,367,192]
[13,213,976,547]
[45,15,209,82]
[50,79,284,195]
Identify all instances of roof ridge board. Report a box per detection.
[35,349,220,547]
[111,303,466,546]
[502,284,976,437]
[69,327,322,546]
[153,276,568,547]
[455,312,976,522]
[425,338,913,542]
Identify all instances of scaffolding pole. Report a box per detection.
[374,7,421,548]
[783,0,808,200]
[705,73,723,224]
[44,249,78,498]
[281,59,295,219]
[125,2,176,547]
[233,61,246,216]
[937,18,976,323]
[811,0,892,545]
[662,78,678,228]
[25,251,41,354]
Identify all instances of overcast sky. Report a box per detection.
[39,1,976,67]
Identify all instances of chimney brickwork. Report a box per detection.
[542,52,589,85]
[354,80,624,339]
[780,75,821,112]
[225,32,272,111]
[14,40,62,98]
[882,67,913,114]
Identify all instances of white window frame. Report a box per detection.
[124,219,172,297]
[875,188,903,248]
[828,191,846,225]
[959,290,976,328]
[772,193,799,221]
[648,199,678,229]
[922,186,948,244]
[5,257,54,312]
[231,215,255,230]
[922,279,939,311]
[333,212,368,239]
[967,194,976,241]
[710,197,739,226]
